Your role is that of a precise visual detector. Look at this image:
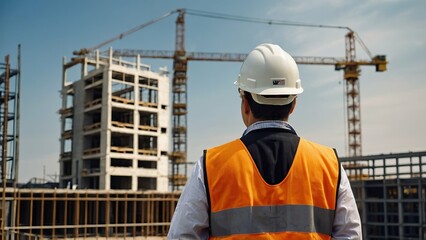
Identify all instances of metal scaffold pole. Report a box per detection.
[1,55,10,240]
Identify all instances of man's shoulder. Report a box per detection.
[299,137,337,154]
[206,138,242,152]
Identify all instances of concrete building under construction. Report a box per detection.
[59,49,170,191]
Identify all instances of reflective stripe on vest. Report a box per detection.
[205,138,340,239]
[211,204,335,237]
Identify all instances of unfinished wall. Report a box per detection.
[59,49,170,191]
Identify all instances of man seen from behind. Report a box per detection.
[168,43,362,240]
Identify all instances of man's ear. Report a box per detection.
[289,98,297,115]
[242,95,251,115]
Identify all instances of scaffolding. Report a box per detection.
[0,49,20,186]
[1,49,21,239]
[341,151,426,239]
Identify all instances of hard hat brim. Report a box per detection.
[251,93,297,105]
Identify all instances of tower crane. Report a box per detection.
[74,9,387,190]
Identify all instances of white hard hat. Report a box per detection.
[235,43,303,105]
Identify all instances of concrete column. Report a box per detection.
[132,73,139,191]
[100,68,112,190]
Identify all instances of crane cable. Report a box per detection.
[74,9,180,56]
[184,8,373,59]
[353,32,373,59]
[185,8,350,30]
[74,8,374,59]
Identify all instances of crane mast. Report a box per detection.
[344,31,362,157]
[170,10,188,190]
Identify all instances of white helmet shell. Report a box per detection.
[235,43,303,105]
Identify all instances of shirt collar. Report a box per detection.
[242,120,297,136]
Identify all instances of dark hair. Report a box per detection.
[243,91,293,120]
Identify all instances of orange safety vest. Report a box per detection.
[204,138,340,240]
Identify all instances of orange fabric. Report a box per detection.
[205,138,339,239]
[210,232,332,240]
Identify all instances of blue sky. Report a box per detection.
[1,0,425,183]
